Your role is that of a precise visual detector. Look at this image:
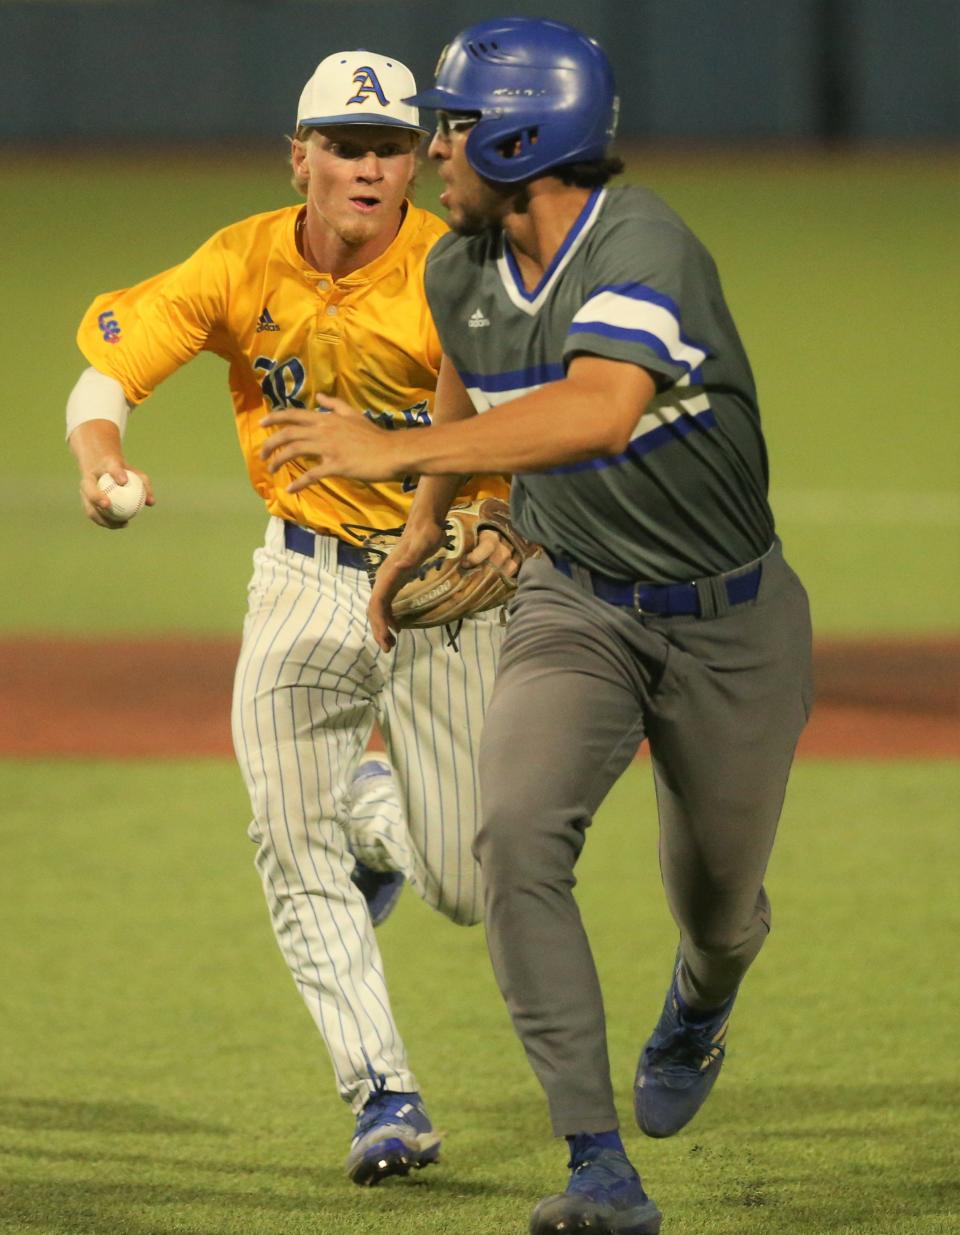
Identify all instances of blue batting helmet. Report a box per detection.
[404,17,618,184]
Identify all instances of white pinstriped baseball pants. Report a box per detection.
[231,517,501,1110]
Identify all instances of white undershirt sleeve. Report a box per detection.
[65,366,135,440]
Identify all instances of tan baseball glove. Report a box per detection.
[361,498,540,628]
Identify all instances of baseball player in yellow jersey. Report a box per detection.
[65,50,514,1186]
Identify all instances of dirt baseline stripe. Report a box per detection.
[0,635,956,761]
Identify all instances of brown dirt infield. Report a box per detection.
[0,635,956,761]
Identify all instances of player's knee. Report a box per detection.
[478,763,546,844]
[473,793,530,874]
[444,900,484,928]
[474,807,584,899]
[412,858,484,927]
[478,750,589,887]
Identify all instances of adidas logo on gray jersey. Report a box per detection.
[468,307,490,328]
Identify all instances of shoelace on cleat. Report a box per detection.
[355,1073,425,1140]
[644,1019,727,1078]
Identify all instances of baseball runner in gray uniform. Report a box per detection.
[259,17,814,1233]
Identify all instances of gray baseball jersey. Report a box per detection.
[425,185,775,581]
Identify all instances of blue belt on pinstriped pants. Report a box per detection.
[283,520,367,569]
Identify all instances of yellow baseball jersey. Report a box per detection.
[76,201,507,542]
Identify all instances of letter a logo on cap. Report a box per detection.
[346,65,389,107]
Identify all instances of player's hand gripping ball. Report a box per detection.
[97,473,147,524]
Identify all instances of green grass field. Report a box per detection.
[2,759,957,1235]
[1,149,958,635]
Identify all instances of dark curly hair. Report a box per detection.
[551,156,625,188]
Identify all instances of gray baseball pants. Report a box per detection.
[474,541,813,1135]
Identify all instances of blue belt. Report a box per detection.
[550,555,761,617]
[283,520,367,569]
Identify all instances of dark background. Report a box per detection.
[1,0,957,143]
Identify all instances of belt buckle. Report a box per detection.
[631,582,649,616]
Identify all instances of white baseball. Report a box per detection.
[97,472,146,523]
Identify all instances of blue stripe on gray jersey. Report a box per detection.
[458,361,565,393]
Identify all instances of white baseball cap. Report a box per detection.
[297,50,429,135]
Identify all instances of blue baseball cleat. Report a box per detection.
[345,1087,441,1186]
[530,1138,661,1234]
[348,757,404,926]
[634,963,735,1139]
[349,859,404,927]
